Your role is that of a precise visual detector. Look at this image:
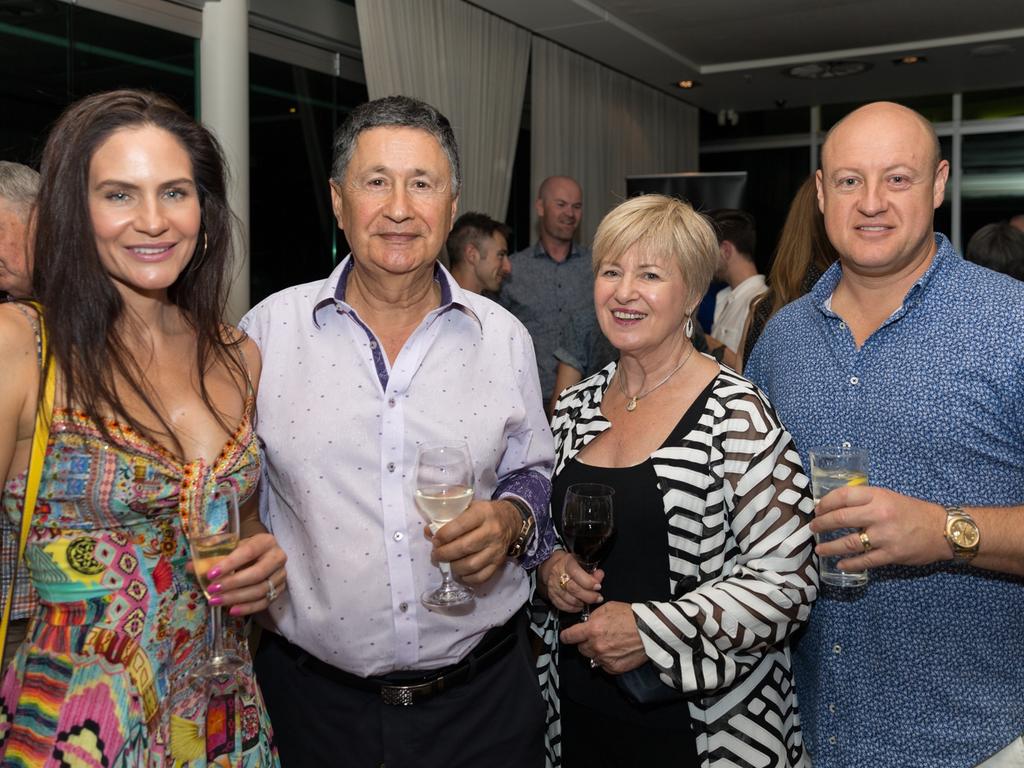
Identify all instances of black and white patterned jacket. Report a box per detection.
[534,362,817,768]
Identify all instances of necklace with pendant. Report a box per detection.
[617,346,696,412]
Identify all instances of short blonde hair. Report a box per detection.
[592,194,719,308]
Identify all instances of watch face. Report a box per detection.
[950,518,980,549]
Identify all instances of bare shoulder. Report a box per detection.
[0,302,40,360]
[238,335,262,391]
[221,324,262,394]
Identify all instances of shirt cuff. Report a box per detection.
[494,469,554,570]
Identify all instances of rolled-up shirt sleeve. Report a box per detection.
[493,320,555,570]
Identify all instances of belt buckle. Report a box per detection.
[381,684,415,706]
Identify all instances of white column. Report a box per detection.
[201,0,249,323]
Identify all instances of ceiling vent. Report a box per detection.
[784,61,872,80]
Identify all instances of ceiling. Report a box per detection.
[472,0,1024,116]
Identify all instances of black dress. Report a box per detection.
[551,381,715,767]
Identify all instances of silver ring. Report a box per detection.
[266,577,278,602]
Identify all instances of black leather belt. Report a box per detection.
[267,615,520,707]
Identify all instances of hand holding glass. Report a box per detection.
[189,485,245,677]
[415,442,476,608]
[562,483,614,622]
[809,446,869,588]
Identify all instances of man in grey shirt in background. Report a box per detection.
[500,175,593,403]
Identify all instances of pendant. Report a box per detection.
[626,397,638,412]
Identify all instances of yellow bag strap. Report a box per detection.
[0,305,54,667]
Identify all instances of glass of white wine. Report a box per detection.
[415,442,475,608]
[189,484,245,678]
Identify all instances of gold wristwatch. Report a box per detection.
[505,499,535,559]
[943,505,980,561]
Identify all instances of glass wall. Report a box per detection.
[0,2,370,303]
[248,54,367,304]
[961,132,1024,245]
[0,3,195,166]
[700,90,1024,257]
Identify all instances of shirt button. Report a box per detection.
[850,376,859,385]
[393,531,404,541]
[828,736,837,745]
[399,602,408,613]
[841,440,852,449]
[387,462,396,473]
[369,340,378,350]
[829,703,837,714]
[832,643,842,654]
[839,321,846,329]
[388,398,396,408]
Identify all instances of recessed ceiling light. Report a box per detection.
[784,61,871,80]
[675,80,699,89]
[893,55,926,65]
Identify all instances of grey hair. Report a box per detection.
[330,95,461,197]
[0,161,40,215]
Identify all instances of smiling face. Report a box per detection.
[817,102,948,279]
[332,126,458,280]
[88,125,201,301]
[536,177,582,245]
[594,244,691,358]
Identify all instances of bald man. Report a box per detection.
[499,176,592,402]
[747,102,1024,767]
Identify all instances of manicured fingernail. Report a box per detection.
[208,583,223,594]
[229,606,242,616]
[208,596,223,606]
[208,567,221,579]
[596,596,604,603]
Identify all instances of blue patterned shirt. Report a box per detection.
[499,241,593,400]
[746,234,1024,768]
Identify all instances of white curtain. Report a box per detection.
[530,36,699,245]
[354,0,530,220]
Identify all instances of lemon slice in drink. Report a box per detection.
[846,475,868,487]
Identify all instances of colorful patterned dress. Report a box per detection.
[0,405,279,767]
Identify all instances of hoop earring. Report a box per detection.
[685,316,694,338]
[188,231,208,274]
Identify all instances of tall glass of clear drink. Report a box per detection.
[808,446,869,588]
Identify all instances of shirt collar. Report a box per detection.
[533,240,585,262]
[311,254,481,331]
[811,232,954,318]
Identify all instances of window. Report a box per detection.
[248,53,367,304]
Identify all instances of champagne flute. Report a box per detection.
[415,442,475,608]
[189,484,245,678]
[562,483,614,622]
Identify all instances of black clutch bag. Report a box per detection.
[616,661,685,705]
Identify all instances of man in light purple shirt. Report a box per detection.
[241,96,554,767]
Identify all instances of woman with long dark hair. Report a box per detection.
[0,90,283,765]
[738,175,839,365]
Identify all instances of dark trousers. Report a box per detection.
[255,619,545,768]
[560,695,699,767]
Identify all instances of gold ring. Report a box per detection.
[266,578,278,602]
[859,531,872,552]
[558,572,571,590]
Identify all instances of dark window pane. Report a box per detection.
[70,6,195,112]
[961,132,1024,245]
[0,1,70,164]
[700,146,810,274]
[962,87,1024,121]
[248,53,367,304]
[822,93,952,128]
[700,106,810,142]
